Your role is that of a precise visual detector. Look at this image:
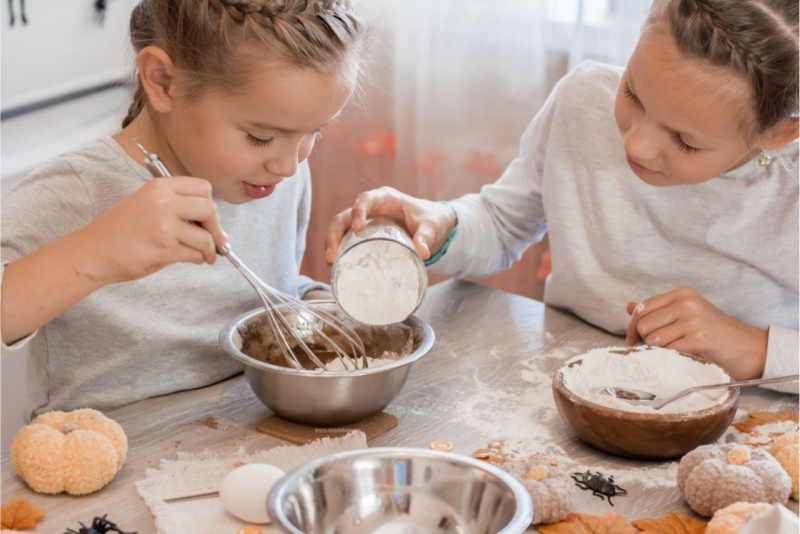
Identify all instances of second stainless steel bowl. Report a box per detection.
[268,447,534,534]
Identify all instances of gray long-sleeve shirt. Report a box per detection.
[1,137,326,415]
[433,61,799,392]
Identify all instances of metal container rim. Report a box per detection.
[218,302,435,377]
[267,446,534,534]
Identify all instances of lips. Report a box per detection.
[626,154,656,175]
[242,181,278,199]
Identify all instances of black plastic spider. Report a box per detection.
[571,470,628,506]
[64,514,137,534]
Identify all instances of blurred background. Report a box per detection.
[1,0,652,301]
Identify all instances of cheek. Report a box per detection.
[297,136,317,162]
[613,94,632,137]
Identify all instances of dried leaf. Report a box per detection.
[1,498,45,530]
[733,411,798,435]
[536,512,636,534]
[632,512,707,534]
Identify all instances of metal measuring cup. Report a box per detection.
[331,218,428,325]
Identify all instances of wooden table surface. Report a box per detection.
[2,279,797,533]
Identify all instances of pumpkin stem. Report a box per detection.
[526,464,549,481]
[62,422,79,435]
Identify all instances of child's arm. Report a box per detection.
[624,287,797,389]
[2,177,227,345]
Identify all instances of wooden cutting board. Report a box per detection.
[256,412,398,445]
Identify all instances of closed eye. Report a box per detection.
[624,82,640,105]
[247,134,275,148]
[673,133,700,154]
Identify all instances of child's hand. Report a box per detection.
[325,187,456,263]
[81,177,227,284]
[625,287,768,380]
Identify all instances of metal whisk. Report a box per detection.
[134,140,368,371]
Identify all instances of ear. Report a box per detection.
[762,117,799,151]
[137,46,176,114]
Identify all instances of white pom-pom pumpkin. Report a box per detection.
[502,459,574,525]
[11,409,128,495]
[677,443,790,517]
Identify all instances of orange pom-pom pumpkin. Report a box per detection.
[10,409,127,495]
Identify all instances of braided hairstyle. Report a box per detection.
[122,0,364,128]
[650,0,798,140]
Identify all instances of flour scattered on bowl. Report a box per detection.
[561,346,732,414]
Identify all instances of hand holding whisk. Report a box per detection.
[134,140,368,371]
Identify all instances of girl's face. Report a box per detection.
[614,25,757,186]
[165,62,352,204]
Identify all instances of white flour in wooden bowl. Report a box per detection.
[333,240,424,326]
[561,346,731,414]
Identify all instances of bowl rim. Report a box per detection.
[266,446,534,534]
[218,302,436,377]
[552,351,740,421]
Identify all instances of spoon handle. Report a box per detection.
[653,374,799,409]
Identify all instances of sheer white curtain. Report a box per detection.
[304,0,653,298]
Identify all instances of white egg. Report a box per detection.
[219,463,285,524]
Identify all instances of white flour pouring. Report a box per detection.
[332,220,427,326]
[561,346,732,414]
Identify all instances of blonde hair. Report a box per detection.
[650,0,798,138]
[122,0,365,128]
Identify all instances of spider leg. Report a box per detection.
[591,490,607,502]
[574,482,590,491]
[607,494,615,506]
[8,0,14,26]
[19,0,26,24]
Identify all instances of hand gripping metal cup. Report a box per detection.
[332,218,428,325]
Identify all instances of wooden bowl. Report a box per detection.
[552,354,739,460]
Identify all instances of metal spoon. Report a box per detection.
[603,374,799,410]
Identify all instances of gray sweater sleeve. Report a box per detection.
[430,75,560,278]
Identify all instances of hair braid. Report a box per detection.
[121,0,364,128]
[653,0,799,136]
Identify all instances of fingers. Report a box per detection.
[625,301,646,345]
[175,195,227,249]
[173,243,208,266]
[625,289,684,345]
[643,321,684,348]
[325,210,352,264]
[634,304,680,342]
[413,223,436,259]
[176,222,218,264]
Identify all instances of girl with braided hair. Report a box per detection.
[327,0,799,391]
[1,0,365,414]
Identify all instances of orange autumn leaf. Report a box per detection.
[733,411,798,434]
[632,512,707,534]
[1,498,45,530]
[537,512,636,534]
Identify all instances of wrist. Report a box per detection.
[732,325,768,380]
[72,225,123,287]
[430,202,458,256]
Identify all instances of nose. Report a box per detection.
[265,143,300,178]
[623,119,659,163]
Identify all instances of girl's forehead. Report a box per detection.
[629,26,752,144]
[225,62,353,131]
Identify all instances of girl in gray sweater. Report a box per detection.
[1,0,365,414]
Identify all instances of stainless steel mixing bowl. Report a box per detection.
[219,302,435,426]
[268,447,534,534]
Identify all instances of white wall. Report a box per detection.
[1,0,138,111]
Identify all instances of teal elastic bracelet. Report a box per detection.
[424,201,459,267]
